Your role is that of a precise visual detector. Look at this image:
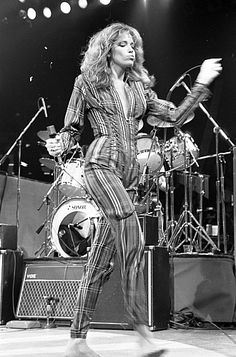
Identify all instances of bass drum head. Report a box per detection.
[51,197,100,258]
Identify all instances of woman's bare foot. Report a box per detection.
[135,324,167,357]
[64,338,101,357]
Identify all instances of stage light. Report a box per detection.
[19,9,27,20]
[18,0,26,3]
[60,1,71,14]
[27,8,37,20]
[43,7,52,18]
[99,0,111,5]
[78,0,88,9]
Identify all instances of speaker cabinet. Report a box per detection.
[138,215,159,245]
[17,247,170,330]
[94,246,170,330]
[0,224,17,250]
[0,250,24,324]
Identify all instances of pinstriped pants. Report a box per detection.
[70,159,148,338]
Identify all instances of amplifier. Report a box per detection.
[138,215,159,245]
[17,247,170,330]
[16,258,85,319]
[93,246,170,330]
[0,250,24,324]
[0,224,17,250]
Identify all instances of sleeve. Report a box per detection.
[144,82,211,127]
[59,75,86,153]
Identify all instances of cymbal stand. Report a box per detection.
[164,170,170,234]
[196,174,205,251]
[219,152,227,253]
[163,152,176,243]
[35,166,65,257]
[214,126,221,250]
[153,172,166,244]
[188,165,193,243]
[181,81,236,255]
[213,126,227,253]
[168,130,219,253]
[139,128,158,186]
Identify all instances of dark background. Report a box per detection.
[0,0,235,241]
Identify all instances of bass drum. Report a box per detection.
[50,197,100,258]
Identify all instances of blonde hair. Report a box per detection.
[80,22,155,88]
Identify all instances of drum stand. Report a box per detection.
[138,128,167,244]
[35,164,64,257]
[167,132,219,253]
[162,152,177,244]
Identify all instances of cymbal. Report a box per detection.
[147,112,194,128]
[39,157,55,170]
[37,130,50,141]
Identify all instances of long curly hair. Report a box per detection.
[80,22,155,88]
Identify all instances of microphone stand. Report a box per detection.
[0,103,47,241]
[181,81,235,254]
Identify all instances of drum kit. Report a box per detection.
[134,114,219,254]
[36,131,100,258]
[36,115,220,258]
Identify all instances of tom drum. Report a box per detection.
[59,159,86,197]
[136,133,162,174]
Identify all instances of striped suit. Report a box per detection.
[59,74,210,338]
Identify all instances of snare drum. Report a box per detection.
[50,197,100,257]
[136,133,162,174]
[59,159,86,197]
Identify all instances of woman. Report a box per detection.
[46,22,222,357]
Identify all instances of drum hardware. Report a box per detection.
[197,151,231,161]
[197,148,231,253]
[137,171,166,243]
[161,169,177,244]
[136,130,163,176]
[195,174,205,251]
[167,133,220,253]
[35,166,67,257]
[180,81,236,255]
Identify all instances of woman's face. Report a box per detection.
[109,31,135,71]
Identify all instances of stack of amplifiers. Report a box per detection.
[16,246,170,330]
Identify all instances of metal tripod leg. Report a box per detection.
[168,209,220,252]
[167,129,220,253]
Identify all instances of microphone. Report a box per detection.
[168,73,187,93]
[40,97,48,118]
[47,125,63,165]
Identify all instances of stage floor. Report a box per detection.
[1,326,236,357]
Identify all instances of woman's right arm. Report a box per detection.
[46,75,86,157]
